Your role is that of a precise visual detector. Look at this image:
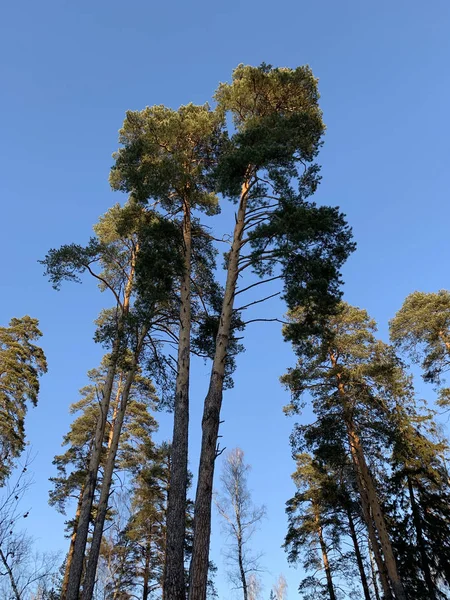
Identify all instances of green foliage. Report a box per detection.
[110,103,223,213]
[215,63,325,196]
[0,316,47,485]
[390,290,450,398]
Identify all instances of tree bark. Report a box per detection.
[188,173,253,600]
[61,486,85,600]
[346,506,372,600]
[164,200,192,600]
[143,541,151,600]
[407,476,435,599]
[369,543,382,600]
[82,331,146,600]
[65,249,136,600]
[0,546,20,600]
[237,531,248,600]
[314,508,337,600]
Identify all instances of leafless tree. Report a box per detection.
[215,448,265,600]
[272,574,287,600]
[0,454,60,599]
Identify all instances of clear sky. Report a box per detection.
[1,0,450,597]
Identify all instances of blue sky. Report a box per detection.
[1,0,450,597]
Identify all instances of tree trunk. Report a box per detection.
[314,509,337,600]
[66,249,136,600]
[187,176,251,600]
[143,541,151,600]
[346,420,406,600]
[65,337,121,600]
[0,546,20,600]
[164,201,192,600]
[237,533,248,600]
[407,476,435,599]
[61,486,85,600]
[369,543,382,600]
[346,506,372,600]
[188,174,253,600]
[82,332,146,600]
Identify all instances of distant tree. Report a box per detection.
[390,290,450,405]
[272,574,287,600]
[283,303,408,600]
[48,360,159,599]
[215,448,265,600]
[0,317,47,485]
[0,455,60,600]
[42,201,180,600]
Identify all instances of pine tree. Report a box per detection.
[42,201,180,600]
[190,63,354,600]
[0,316,47,485]
[282,302,408,599]
[389,290,450,405]
[49,360,158,599]
[110,105,224,600]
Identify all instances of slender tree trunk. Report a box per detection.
[66,250,136,600]
[82,332,146,600]
[366,510,392,600]
[61,486,85,600]
[407,476,435,599]
[346,506,372,600]
[65,337,121,600]
[237,533,248,600]
[107,375,123,449]
[188,174,253,600]
[164,200,192,600]
[0,546,20,600]
[143,541,151,600]
[314,509,337,600]
[369,543,382,600]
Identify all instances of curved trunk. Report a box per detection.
[188,174,252,600]
[82,331,146,600]
[346,506,372,600]
[164,201,192,600]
